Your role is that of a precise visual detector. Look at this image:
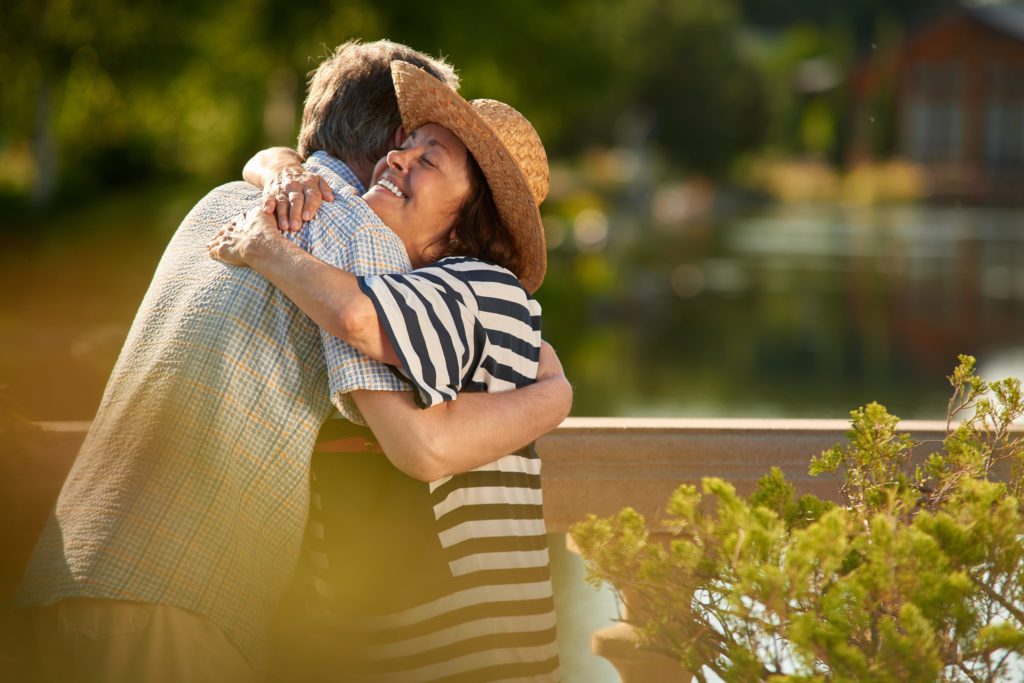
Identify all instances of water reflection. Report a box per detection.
[542,203,1024,419]
[1,200,1023,421]
[549,534,620,683]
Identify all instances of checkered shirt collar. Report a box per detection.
[305,151,366,195]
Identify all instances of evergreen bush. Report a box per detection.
[572,356,1024,682]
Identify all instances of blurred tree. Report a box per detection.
[1,0,220,203]
[739,0,958,40]
[594,0,770,177]
[0,0,945,213]
[737,0,958,165]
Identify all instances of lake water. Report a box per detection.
[3,195,1023,421]
[541,202,1024,420]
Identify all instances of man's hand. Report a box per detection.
[262,166,334,232]
[536,341,566,382]
[207,210,284,267]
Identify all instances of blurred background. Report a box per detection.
[3,0,1024,422]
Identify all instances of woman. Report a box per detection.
[210,62,561,681]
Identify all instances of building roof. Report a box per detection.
[967,3,1024,43]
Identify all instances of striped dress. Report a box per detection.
[276,257,559,682]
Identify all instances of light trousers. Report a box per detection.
[32,598,258,683]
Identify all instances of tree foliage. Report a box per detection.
[572,356,1024,682]
[2,0,890,209]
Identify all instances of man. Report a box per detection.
[16,40,571,682]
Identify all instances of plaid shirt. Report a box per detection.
[15,153,410,665]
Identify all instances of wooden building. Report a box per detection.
[851,4,1024,203]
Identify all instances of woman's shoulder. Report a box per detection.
[428,258,541,325]
[429,257,527,291]
[372,257,539,323]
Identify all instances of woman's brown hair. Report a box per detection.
[442,154,520,277]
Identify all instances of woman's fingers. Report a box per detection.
[206,214,248,265]
[274,195,290,232]
[207,234,228,260]
[287,187,305,231]
[319,178,335,203]
[300,187,321,222]
[206,232,247,266]
[262,194,277,215]
[208,219,233,247]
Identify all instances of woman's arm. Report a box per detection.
[353,342,572,482]
[208,210,396,364]
[243,147,334,231]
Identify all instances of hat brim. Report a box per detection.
[391,61,547,293]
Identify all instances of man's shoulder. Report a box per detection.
[310,192,393,239]
[304,194,411,273]
[198,180,261,208]
[178,181,258,221]
[303,152,363,195]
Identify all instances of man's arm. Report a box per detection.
[353,342,573,482]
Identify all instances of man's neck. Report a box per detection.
[343,157,374,192]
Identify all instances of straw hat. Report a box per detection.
[390,60,549,293]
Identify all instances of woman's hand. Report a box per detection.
[207,211,284,266]
[242,147,335,232]
[262,166,335,232]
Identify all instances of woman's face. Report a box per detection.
[363,123,471,267]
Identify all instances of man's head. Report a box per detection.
[297,40,459,185]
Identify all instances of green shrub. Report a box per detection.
[572,356,1024,682]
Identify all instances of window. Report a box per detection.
[983,63,1024,170]
[904,62,964,162]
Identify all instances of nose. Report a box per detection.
[386,148,412,173]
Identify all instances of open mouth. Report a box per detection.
[376,177,406,198]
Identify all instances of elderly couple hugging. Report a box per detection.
[16,40,570,682]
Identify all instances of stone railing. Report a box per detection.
[17,418,959,682]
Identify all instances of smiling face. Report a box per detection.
[363,123,472,267]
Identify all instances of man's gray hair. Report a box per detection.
[298,40,459,169]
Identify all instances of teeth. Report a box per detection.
[377,178,405,198]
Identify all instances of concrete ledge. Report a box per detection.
[591,622,690,682]
[537,417,953,532]
[30,417,962,534]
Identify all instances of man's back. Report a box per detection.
[17,179,338,661]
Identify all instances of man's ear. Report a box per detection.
[392,127,407,148]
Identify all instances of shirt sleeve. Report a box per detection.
[359,258,542,409]
[305,204,413,424]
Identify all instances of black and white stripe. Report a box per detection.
[360,257,541,407]
[298,257,558,681]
